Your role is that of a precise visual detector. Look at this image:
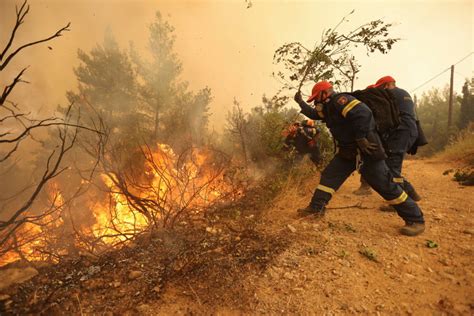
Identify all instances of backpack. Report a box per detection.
[350,87,400,133]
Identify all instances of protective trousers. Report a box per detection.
[385,152,416,195]
[310,154,424,224]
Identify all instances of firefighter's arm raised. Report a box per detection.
[294,91,323,120]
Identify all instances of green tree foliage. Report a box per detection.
[417,86,460,155]
[225,99,250,165]
[130,12,211,148]
[223,95,334,168]
[246,95,299,162]
[273,14,399,92]
[162,87,212,150]
[457,78,474,130]
[69,29,141,133]
[131,12,183,141]
[65,13,211,151]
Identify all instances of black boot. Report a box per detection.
[297,205,325,218]
[379,205,396,212]
[400,222,425,236]
[353,182,372,196]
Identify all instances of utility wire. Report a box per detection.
[410,66,450,93]
[410,52,473,93]
[454,52,474,66]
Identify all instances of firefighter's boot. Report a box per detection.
[400,222,425,236]
[379,205,396,212]
[353,183,372,196]
[297,205,325,218]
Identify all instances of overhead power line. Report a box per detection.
[410,52,473,93]
[453,52,474,66]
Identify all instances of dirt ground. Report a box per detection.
[242,158,474,315]
[2,158,473,315]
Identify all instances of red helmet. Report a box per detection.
[366,84,376,89]
[375,76,396,87]
[307,81,333,102]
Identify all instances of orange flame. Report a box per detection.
[0,144,237,266]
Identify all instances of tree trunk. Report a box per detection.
[154,100,160,141]
[239,130,248,167]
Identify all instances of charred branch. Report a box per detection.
[0,0,70,71]
[0,67,29,106]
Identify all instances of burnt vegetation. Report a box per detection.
[0,0,284,274]
[0,0,101,263]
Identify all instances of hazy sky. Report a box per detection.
[1,0,473,129]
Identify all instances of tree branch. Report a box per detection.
[0,67,29,106]
[0,16,70,71]
[0,0,29,61]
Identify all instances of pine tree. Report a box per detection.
[458,78,474,130]
[67,29,146,144]
[131,12,182,141]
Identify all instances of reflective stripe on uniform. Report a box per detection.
[341,100,361,117]
[393,177,404,183]
[387,191,408,205]
[317,184,335,195]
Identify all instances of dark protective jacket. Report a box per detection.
[298,93,374,147]
[283,120,322,164]
[384,87,418,153]
[283,120,321,154]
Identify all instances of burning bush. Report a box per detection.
[0,143,242,266]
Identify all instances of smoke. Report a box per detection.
[1,0,472,128]
[0,0,291,129]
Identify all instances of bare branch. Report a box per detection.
[0,0,29,61]
[0,22,71,71]
[0,67,29,106]
[0,116,104,144]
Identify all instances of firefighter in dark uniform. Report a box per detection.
[282,119,322,166]
[294,81,425,236]
[374,76,421,211]
[352,83,378,197]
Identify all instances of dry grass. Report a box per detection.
[437,123,474,166]
[271,160,319,210]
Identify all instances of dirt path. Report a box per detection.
[238,158,474,315]
[156,158,473,315]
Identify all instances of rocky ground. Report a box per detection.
[1,158,473,315]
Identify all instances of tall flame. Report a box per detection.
[0,144,237,265]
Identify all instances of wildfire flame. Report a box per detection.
[1,144,238,266]
[0,183,65,266]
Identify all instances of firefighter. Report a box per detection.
[374,76,421,211]
[282,119,322,165]
[294,81,425,236]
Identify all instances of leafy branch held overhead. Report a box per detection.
[273,11,399,93]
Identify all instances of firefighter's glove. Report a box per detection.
[356,138,378,155]
[294,91,304,104]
